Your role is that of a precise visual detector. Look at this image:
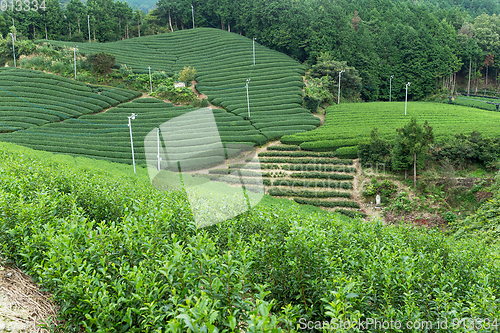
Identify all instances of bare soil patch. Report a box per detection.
[0,264,58,332]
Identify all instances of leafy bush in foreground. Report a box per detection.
[1,142,500,331]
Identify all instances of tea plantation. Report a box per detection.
[1,142,500,331]
[282,101,500,151]
[44,28,320,139]
[0,68,140,132]
[0,98,266,165]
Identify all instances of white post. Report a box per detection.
[338,70,345,104]
[405,82,411,115]
[157,127,161,171]
[389,75,393,102]
[74,45,78,79]
[9,33,15,68]
[246,78,251,118]
[87,15,91,42]
[191,5,195,29]
[128,113,136,173]
[253,38,256,66]
[148,66,152,93]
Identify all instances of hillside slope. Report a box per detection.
[282,102,500,151]
[0,68,140,133]
[43,28,320,140]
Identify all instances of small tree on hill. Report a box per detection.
[87,52,116,74]
[392,117,434,187]
[178,66,196,84]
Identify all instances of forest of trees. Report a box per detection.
[2,0,500,101]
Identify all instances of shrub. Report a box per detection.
[86,52,116,74]
[335,146,358,159]
[267,145,300,151]
[293,197,360,208]
[300,139,360,152]
[178,66,197,83]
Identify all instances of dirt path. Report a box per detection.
[0,265,58,332]
[352,159,383,221]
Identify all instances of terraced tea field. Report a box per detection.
[202,144,366,217]
[0,68,140,132]
[44,28,320,139]
[281,102,500,151]
[0,97,266,165]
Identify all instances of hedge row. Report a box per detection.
[335,209,368,219]
[268,188,351,198]
[290,172,354,180]
[336,146,359,159]
[258,151,336,158]
[272,179,353,189]
[266,145,300,151]
[293,198,360,208]
[200,174,271,186]
[300,139,361,152]
[280,164,357,173]
[255,158,353,165]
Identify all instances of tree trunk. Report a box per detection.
[119,18,121,31]
[405,169,407,179]
[468,57,471,94]
[33,24,35,39]
[93,25,96,41]
[126,23,129,38]
[413,153,417,187]
[169,10,173,32]
[138,23,140,37]
[181,21,184,30]
[78,17,81,33]
[228,22,230,32]
[69,22,71,38]
[45,22,47,40]
[221,17,225,30]
[486,65,489,89]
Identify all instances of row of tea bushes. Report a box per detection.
[0,68,140,132]
[269,188,351,199]
[293,197,360,208]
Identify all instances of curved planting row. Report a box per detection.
[44,28,319,140]
[0,98,265,165]
[0,68,140,132]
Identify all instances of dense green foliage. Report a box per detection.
[431,131,500,170]
[2,142,499,331]
[3,0,500,102]
[282,102,500,152]
[43,29,320,139]
[0,68,140,132]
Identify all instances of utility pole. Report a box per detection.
[246,78,251,118]
[338,70,345,104]
[253,38,256,66]
[405,82,411,115]
[157,128,162,171]
[128,113,136,173]
[389,75,394,102]
[87,15,91,42]
[9,33,15,68]
[191,5,195,29]
[148,66,152,93]
[74,45,78,79]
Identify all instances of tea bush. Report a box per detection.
[1,142,500,331]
